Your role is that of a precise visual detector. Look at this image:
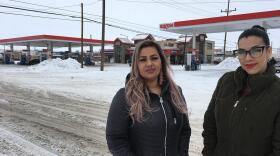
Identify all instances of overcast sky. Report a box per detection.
[0,0,280,51]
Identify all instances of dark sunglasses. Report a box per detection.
[233,45,269,59]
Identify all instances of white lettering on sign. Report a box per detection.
[160,23,174,30]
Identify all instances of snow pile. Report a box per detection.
[28,58,82,72]
[216,57,240,69]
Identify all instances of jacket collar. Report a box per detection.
[234,63,276,95]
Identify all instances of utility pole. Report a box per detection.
[183,34,187,66]
[221,0,236,60]
[100,0,105,71]
[81,3,84,68]
[3,44,5,64]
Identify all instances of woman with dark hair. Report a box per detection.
[106,40,191,156]
[202,25,280,156]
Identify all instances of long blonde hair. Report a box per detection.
[125,40,188,123]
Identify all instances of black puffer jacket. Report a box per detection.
[202,64,280,156]
[106,82,191,156]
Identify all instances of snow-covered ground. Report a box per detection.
[1,58,241,115]
[2,57,274,155]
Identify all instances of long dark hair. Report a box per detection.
[238,25,270,46]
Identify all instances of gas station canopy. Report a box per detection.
[0,34,114,47]
[160,10,280,34]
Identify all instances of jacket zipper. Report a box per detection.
[230,96,247,153]
[230,99,240,125]
[159,96,167,156]
[229,99,239,154]
[231,93,241,114]
[233,100,239,108]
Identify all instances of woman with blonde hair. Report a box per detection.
[106,40,191,156]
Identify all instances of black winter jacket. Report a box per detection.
[106,83,191,156]
[202,64,280,156]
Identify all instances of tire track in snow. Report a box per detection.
[0,127,57,156]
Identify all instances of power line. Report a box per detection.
[113,0,276,4]
[0,4,175,39]
[5,0,172,35]
[1,5,242,46]
[50,1,101,8]
[221,0,236,59]
[0,11,87,22]
[151,0,220,17]
[6,0,100,17]
[5,0,132,24]
[5,0,102,21]
[8,0,100,9]
[150,0,188,14]
[4,0,278,38]
[168,0,220,16]
[0,4,80,18]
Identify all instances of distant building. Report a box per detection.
[113,34,155,64]
[113,33,215,65]
[157,39,180,64]
[104,49,115,63]
[204,40,215,63]
[131,33,155,45]
[114,38,134,63]
[176,34,215,64]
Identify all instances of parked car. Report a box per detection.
[275,62,280,73]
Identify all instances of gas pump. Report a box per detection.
[84,54,91,65]
[20,54,27,65]
[84,53,95,65]
[185,53,200,71]
[4,51,11,64]
[184,53,192,71]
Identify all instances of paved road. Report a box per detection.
[0,81,110,156]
